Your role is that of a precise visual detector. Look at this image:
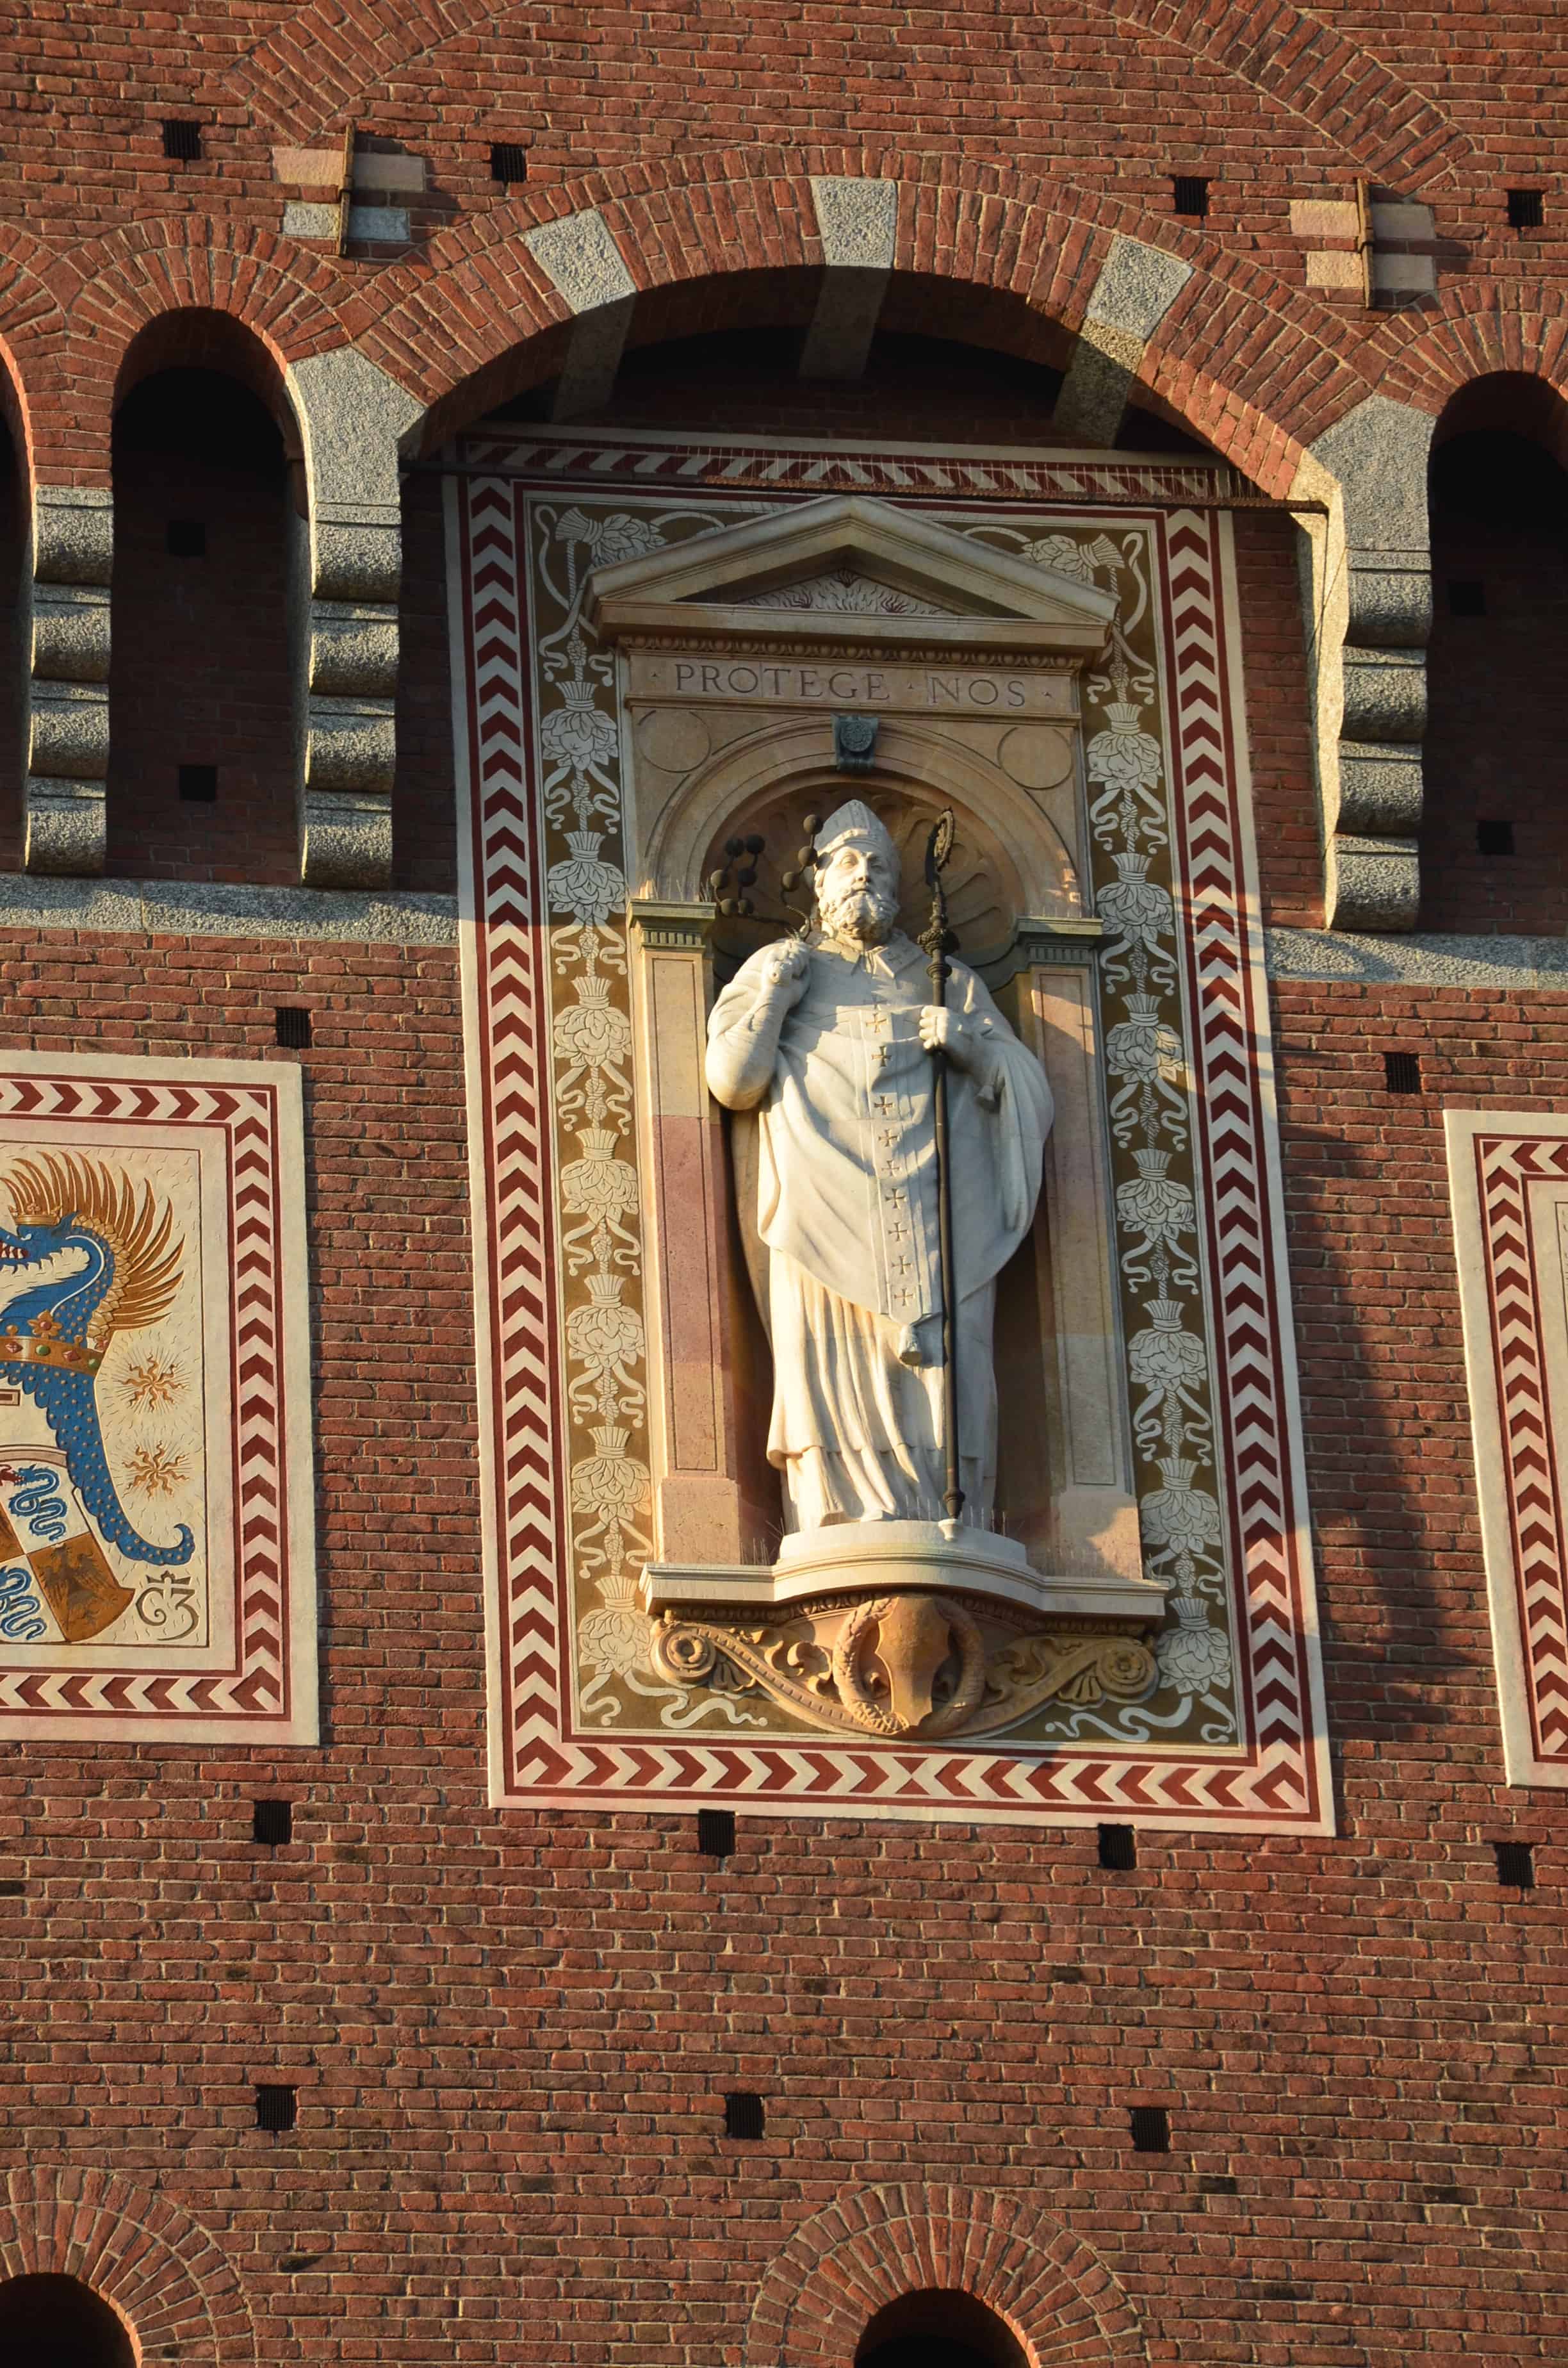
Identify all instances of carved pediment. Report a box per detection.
[586,493,1116,661]
[731,566,954,618]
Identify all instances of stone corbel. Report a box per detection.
[23,486,113,875]
[1292,395,1434,930]
[285,347,425,889]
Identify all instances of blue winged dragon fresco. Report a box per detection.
[0,1154,193,1643]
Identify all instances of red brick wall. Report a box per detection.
[0,447,1554,2364]
[1420,429,1568,935]
[2,4,1567,2362]
[0,962,1562,2365]
[107,370,298,887]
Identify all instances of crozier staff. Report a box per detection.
[705,799,1053,1536]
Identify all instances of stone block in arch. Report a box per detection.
[0,2167,254,2368]
[746,2182,1143,2367]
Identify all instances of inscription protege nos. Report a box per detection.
[626,653,1073,717]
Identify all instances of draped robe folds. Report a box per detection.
[705,930,1054,1533]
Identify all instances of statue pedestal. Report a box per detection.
[641,1520,1166,1624]
[642,1522,1167,1740]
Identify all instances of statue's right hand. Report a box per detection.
[757,941,810,1006]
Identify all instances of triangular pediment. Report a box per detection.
[586,493,1116,657]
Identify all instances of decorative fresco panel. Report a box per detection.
[0,1055,316,1745]
[1448,1110,1568,1788]
[451,426,1330,1830]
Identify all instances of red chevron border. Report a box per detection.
[1447,1115,1568,1787]
[0,1058,316,1744]
[454,432,1330,1832]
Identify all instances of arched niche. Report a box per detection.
[1421,373,1568,933]
[653,718,1085,974]
[109,355,297,884]
[0,2273,138,2368]
[591,493,1143,1606]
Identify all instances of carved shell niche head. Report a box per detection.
[703,777,1080,976]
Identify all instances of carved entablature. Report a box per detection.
[585,494,1163,1742]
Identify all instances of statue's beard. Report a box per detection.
[818,883,899,946]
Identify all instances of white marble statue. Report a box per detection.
[705,799,1054,1535]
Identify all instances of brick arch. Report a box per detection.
[0,2167,253,2368]
[24,220,354,480]
[227,0,1469,190]
[111,306,304,456]
[1384,283,1568,420]
[0,224,70,472]
[746,2183,1143,2368]
[1098,0,1469,187]
[363,149,1385,494]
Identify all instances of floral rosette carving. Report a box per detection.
[548,830,627,925]
[1116,1149,1197,1293]
[1128,1299,1211,1461]
[1104,995,1188,1149]
[1156,1599,1234,1698]
[1098,851,1176,991]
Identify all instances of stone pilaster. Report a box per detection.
[1293,395,1433,931]
[23,486,113,876]
[284,347,424,889]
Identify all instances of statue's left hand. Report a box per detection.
[919,1005,977,1068]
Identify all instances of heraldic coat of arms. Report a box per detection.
[0,1155,195,1646]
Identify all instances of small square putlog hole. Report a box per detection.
[255,2084,298,2132]
[1477,819,1515,857]
[1384,1051,1422,1095]
[178,764,217,803]
[723,2091,765,2140]
[162,119,203,161]
[490,142,528,184]
[274,1008,313,1049]
[1129,2104,1171,2152]
[1507,188,1545,231]
[252,1799,293,1846]
[1495,1841,1535,1889]
[1172,175,1209,218]
[167,518,207,557]
[696,1807,735,1858]
[1098,1823,1137,1870]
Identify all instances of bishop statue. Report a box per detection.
[705,800,1054,1537]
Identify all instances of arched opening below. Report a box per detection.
[483,324,1216,457]
[109,364,297,886]
[0,2272,137,2368]
[856,2287,1031,2368]
[1420,422,1568,933]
